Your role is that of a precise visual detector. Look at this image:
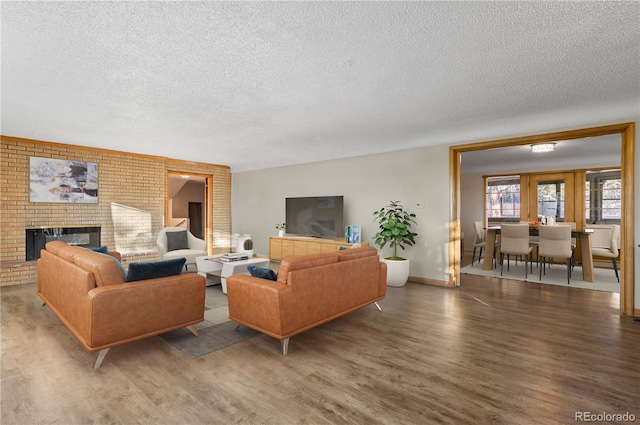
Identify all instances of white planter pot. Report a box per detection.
[381,258,410,287]
[278,230,285,237]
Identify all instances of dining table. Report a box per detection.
[482,225,595,282]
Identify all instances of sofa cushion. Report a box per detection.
[337,246,378,262]
[93,251,127,281]
[277,253,338,285]
[69,248,127,286]
[247,265,277,281]
[166,230,188,252]
[54,243,84,262]
[126,257,186,282]
[45,240,68,255]
[80,247,126,281]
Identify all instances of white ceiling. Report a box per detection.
[2,2,639,172]
[461,134,622,174]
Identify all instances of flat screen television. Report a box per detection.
[285,196,344,238]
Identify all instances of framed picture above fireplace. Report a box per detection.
[29,156,98,203]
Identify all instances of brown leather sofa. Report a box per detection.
[227,246,387,354]
[37,241,206,369]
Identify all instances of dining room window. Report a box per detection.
[486,176,520,223]
[538,180,565,222]
[585,170,621,224]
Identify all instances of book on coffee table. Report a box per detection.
[220,253,249,262]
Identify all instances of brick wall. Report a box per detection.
[0,136,231,286]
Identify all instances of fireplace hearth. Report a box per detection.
[26,226,101,261]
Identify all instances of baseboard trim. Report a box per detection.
[408,276,452,287]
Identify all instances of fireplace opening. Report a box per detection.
[26,226,101,261]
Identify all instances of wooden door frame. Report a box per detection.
[527,172,576,224]
[449,122,635,316]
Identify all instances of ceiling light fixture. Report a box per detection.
[531,143,556,153]
[180,175,190,179]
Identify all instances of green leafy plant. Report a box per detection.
[275,223,286,230]
[372,201,418,260]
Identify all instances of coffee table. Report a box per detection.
[195,255,271,294]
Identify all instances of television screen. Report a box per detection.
[286,196,344,238]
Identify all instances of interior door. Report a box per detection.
[189,202,203,239]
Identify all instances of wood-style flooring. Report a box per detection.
[2,270,639,424]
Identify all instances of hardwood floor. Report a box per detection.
[2,274,639,425]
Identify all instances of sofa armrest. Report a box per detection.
[188,233,207,251]
[227,274,290,338]
[379,261,387,297]
[86,273,206,349]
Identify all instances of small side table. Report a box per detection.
[196,255,270,294]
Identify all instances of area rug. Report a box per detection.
[159,320,260,359]
[461,261,620,293]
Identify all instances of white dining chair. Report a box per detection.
[472,221,485,265]
[521,221,539,266]
[591,224,620,282]
[500,224,533,278]
[538,225,572,285]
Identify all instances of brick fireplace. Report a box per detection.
[1,135,231,287]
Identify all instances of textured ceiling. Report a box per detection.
[461,134,621,174]
[2,1,639,172]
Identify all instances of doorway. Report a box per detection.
[166,172,212,252]
[450,123,635,315]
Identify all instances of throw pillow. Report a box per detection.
[88,246,108,254]
[166,230,188,252]
[126,257,186,282]
[247,265,277,281]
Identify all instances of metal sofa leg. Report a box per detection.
[281,338,289,355]
[374,302,382,311]
[93,348,110,370]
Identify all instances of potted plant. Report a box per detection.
[243,238,254,257]
[276,223,286,237]
[372,201,418,287]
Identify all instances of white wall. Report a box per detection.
[172,181,205,229]
[232,144,452,283]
